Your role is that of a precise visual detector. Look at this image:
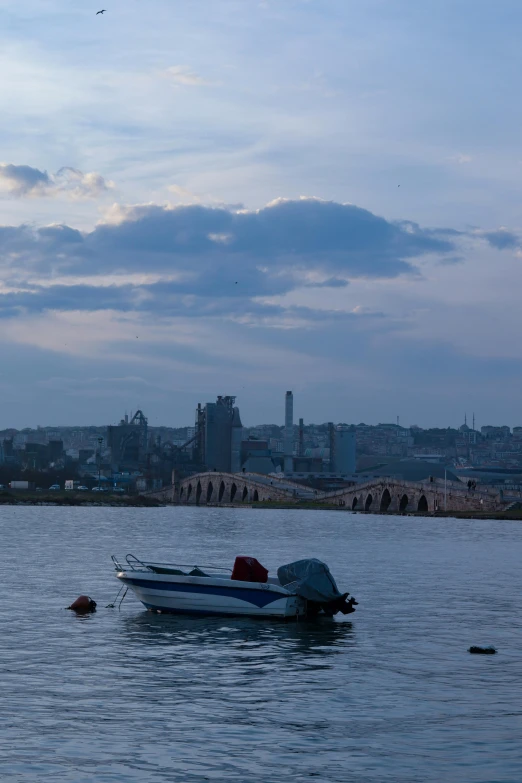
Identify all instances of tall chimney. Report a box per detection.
[284,391,294,473]
[298,418,304,457]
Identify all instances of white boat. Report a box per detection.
[111,554,357,620]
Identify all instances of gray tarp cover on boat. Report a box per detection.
[277,559,341,602]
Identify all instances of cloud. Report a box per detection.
[482,228,520,250]
[163,66,212,87]
[0,196,460,314]
[0,196,509,328]
[0,163,113,200]
[0,164,51,197]
[167,184,202,204]
[54,168,113,200]
[90,197,455,277]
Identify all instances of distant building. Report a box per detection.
[108,410,148,470]
[332,425,356,474]
[293,456,324,473]
[0,438,16,464]
[231,407,243,473]
[284,391,294,473]
[198,396,243,473]
[357,460,459,483]
[481,425,511,439]
[48,440,64,463]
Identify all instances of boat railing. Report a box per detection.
[111,553,232,573]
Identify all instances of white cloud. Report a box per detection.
[167,184,202,204]
[0,163,113,200]
[54,168,113,200]
[163,66,212,87]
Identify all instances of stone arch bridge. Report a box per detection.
[161,472,313,505]
[321,477,501,514]
[146,472,503,513]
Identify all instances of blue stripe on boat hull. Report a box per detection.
[142,602,292,618]
[121,576,285,608]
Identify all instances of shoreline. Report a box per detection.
[2,492,521,519]
[204,500,522,519]
[0,491,163,507]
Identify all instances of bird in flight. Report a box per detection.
[96,9,106,14]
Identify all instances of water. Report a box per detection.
[1,507,522,782]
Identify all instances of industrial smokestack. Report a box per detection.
[284,391,294,473]
[298,418,304,456]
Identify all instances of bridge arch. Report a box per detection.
[365,493,373,512]
[179,485,184,501]
[206,481,214,503]
[218,481,225,503]
[242,486,248,502]
[253,489,259,502]
[187,483,192,502]
[417,494,428,513]
[380,489,392,512]
[399,493,408,512]
[352,496,358,510]
[230,482,237,503]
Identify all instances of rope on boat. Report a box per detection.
[118,588,128,610]
[106,586,128,610]
[106,585,125,608]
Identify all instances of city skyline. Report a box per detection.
[1,404,522,433]
[2,1,522,426]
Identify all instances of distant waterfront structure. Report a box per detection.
[332,425,356,474]
[107,409,148,471]
[231,406,243,473]
[298,418,304,456]
[193,395,245,473]
[202,396,238,473]
[284,391,294,473]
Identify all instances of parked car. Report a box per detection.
[91,486,104,492]
[111,487,126,494]
[77,486,89,491]
[49,484,60,491]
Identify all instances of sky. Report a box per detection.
[1,0,522,429]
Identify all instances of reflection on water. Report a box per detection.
[1,506,522,782]
[123,612,354,656]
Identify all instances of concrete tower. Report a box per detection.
[204,395,236,472]
[231,406,243,473]
[284,391,294,473]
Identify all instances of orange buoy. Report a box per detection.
[67,595,97,613]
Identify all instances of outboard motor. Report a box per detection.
[277,558,357,616]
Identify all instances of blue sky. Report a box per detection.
[1,0,522,428]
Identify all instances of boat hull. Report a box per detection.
[117,572,306,618]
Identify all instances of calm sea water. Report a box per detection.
[1,506,521,782]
